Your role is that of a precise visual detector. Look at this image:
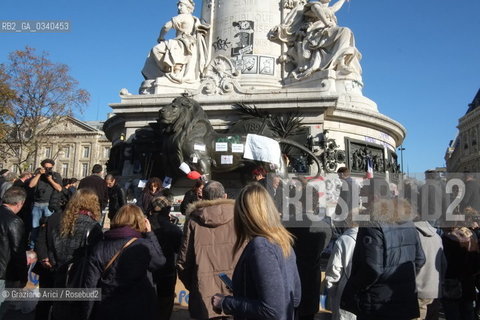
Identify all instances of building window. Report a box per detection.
[103,147,110,158]
[81,163,89,177]
[63,146,70,158]
[62,163,69,177]
[83,146,90,158]
[45,146,51,158]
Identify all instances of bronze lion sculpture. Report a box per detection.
[153,96,321,180]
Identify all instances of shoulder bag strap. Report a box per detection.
[102,237,138,275]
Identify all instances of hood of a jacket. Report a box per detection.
[186,198,235,227]
[414,220,437,237]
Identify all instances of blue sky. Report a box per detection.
[1,0,479,174]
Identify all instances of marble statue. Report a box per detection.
[269,0,362,81]
[141,0,209,85]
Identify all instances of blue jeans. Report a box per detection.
[30,203,52,249]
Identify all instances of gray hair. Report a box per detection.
[2,187,27,205]
[4,172,17,182]
[203,180,225,200]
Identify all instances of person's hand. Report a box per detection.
[38,167,46,175]
[212,294,225,314]
[144,218,152,232]
[41,258,53,269]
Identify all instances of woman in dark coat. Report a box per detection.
[49,189,104,320]
[138,177,163,215]
[341,198,425,320]
[179,179,204,215]
[84,204,166,320]
[441,213,480,320]
[149,196,183,320]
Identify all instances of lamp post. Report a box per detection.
[398,146,405,173]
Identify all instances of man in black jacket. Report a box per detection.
[341,181,425,320]
[105,174,126,220]
[78,164,108,211]
[0,187,28,317]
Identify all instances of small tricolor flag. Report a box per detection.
[364,157,374,179]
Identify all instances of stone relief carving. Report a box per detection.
[141,0,209,86]
[201,55,240,95]
[269,0,362,82]
[347,139,385,176]
[318,131,346,173]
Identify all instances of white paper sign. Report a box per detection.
[137,180,147,188]
[231,144,244,153]
[215,142,228,152]
[243,134,281,166]
[194,144,206,152]
[221,155,234,165]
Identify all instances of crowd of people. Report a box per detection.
[1,160,480,320]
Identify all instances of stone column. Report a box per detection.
[202,0,282,89]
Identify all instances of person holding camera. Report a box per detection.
[28,158,62,249]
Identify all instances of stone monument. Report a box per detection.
[104,0,405,184]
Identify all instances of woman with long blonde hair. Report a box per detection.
[212,183,301,320]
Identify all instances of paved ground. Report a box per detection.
[4,305,333,319]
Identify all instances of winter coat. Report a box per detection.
[177,198,241,319]
[414,221,446,299]
[50,213,103,320]
[0,205,28,282]
[50,214,103,271]
[180,189,200,215]
[288,219,332,317]
[78,174,109,210]
[149,212,183,292]
[84,226,166,320]
[442,227,480,301]
[222,236,302,320]
[325,227,358,320]
[341,220,426,320]
[107,184,126,219]
[138,189,162,215]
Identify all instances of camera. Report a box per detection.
[44,167,53,176]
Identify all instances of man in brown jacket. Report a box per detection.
[177,180,241,320]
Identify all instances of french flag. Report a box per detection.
[364,157,374,179]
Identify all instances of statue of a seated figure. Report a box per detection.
[269,0,362,82]
[142,0,209,85]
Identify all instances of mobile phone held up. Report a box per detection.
[218,273,233,292]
